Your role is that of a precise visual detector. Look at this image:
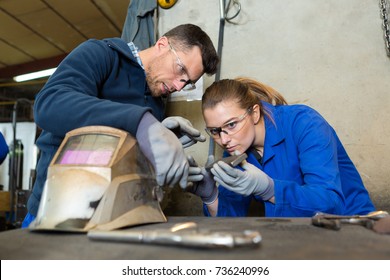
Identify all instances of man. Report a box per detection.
[23,24,219,227]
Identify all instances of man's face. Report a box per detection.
[145,41,204,97]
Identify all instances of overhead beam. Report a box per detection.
[0,54,67,80]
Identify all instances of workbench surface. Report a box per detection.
[1,216,389,259]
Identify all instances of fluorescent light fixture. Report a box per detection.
[13,67,57,82]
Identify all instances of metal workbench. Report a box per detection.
[0,216,389,260]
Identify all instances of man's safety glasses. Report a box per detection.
[168,41,196,91]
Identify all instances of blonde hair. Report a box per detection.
[202,77,287,121]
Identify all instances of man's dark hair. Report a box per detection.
[164,24,219,75]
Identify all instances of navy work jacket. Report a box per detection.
[28,38,165,216]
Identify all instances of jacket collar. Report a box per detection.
[260,101,285,164]
[103,38,155,97]
[103,38,139,63]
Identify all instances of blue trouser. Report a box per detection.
[21,212,36,228]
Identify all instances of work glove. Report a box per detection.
[187,155,218,204]
[211,160,274,200]
[136,112,189,188]
[162,116,206,148]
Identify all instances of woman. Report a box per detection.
[188,77,375,217]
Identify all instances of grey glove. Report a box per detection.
[187,155,218,204]
[162,116,206,148]
[211,160,274,200]
[136,112,189,188]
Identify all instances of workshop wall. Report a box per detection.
[160,0,390,215]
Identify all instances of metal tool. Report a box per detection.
[314,210,389,220]
[311,215,342,230]
[312,210,389,230]
[205,153,248,171]
[88,222,262,249]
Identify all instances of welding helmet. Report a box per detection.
[30,126,166,232]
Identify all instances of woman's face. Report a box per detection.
[203,100,259,155]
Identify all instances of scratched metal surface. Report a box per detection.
[0,217,389,260]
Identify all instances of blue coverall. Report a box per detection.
[0,132,8,164]
[205,102,375,217]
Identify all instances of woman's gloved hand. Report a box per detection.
[186,155,218,204]
[136,112,189,189]
[162,116,206,148]
[211,160,274,200]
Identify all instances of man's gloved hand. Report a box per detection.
[136,112,189,188]
[162,116,206,148]
[211,160,274,200]
[187,155,218,204]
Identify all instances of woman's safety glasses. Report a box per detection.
[205,108,253,139]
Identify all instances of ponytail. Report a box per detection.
[235,77,288,105]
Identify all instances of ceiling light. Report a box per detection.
[13,67,57,82]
